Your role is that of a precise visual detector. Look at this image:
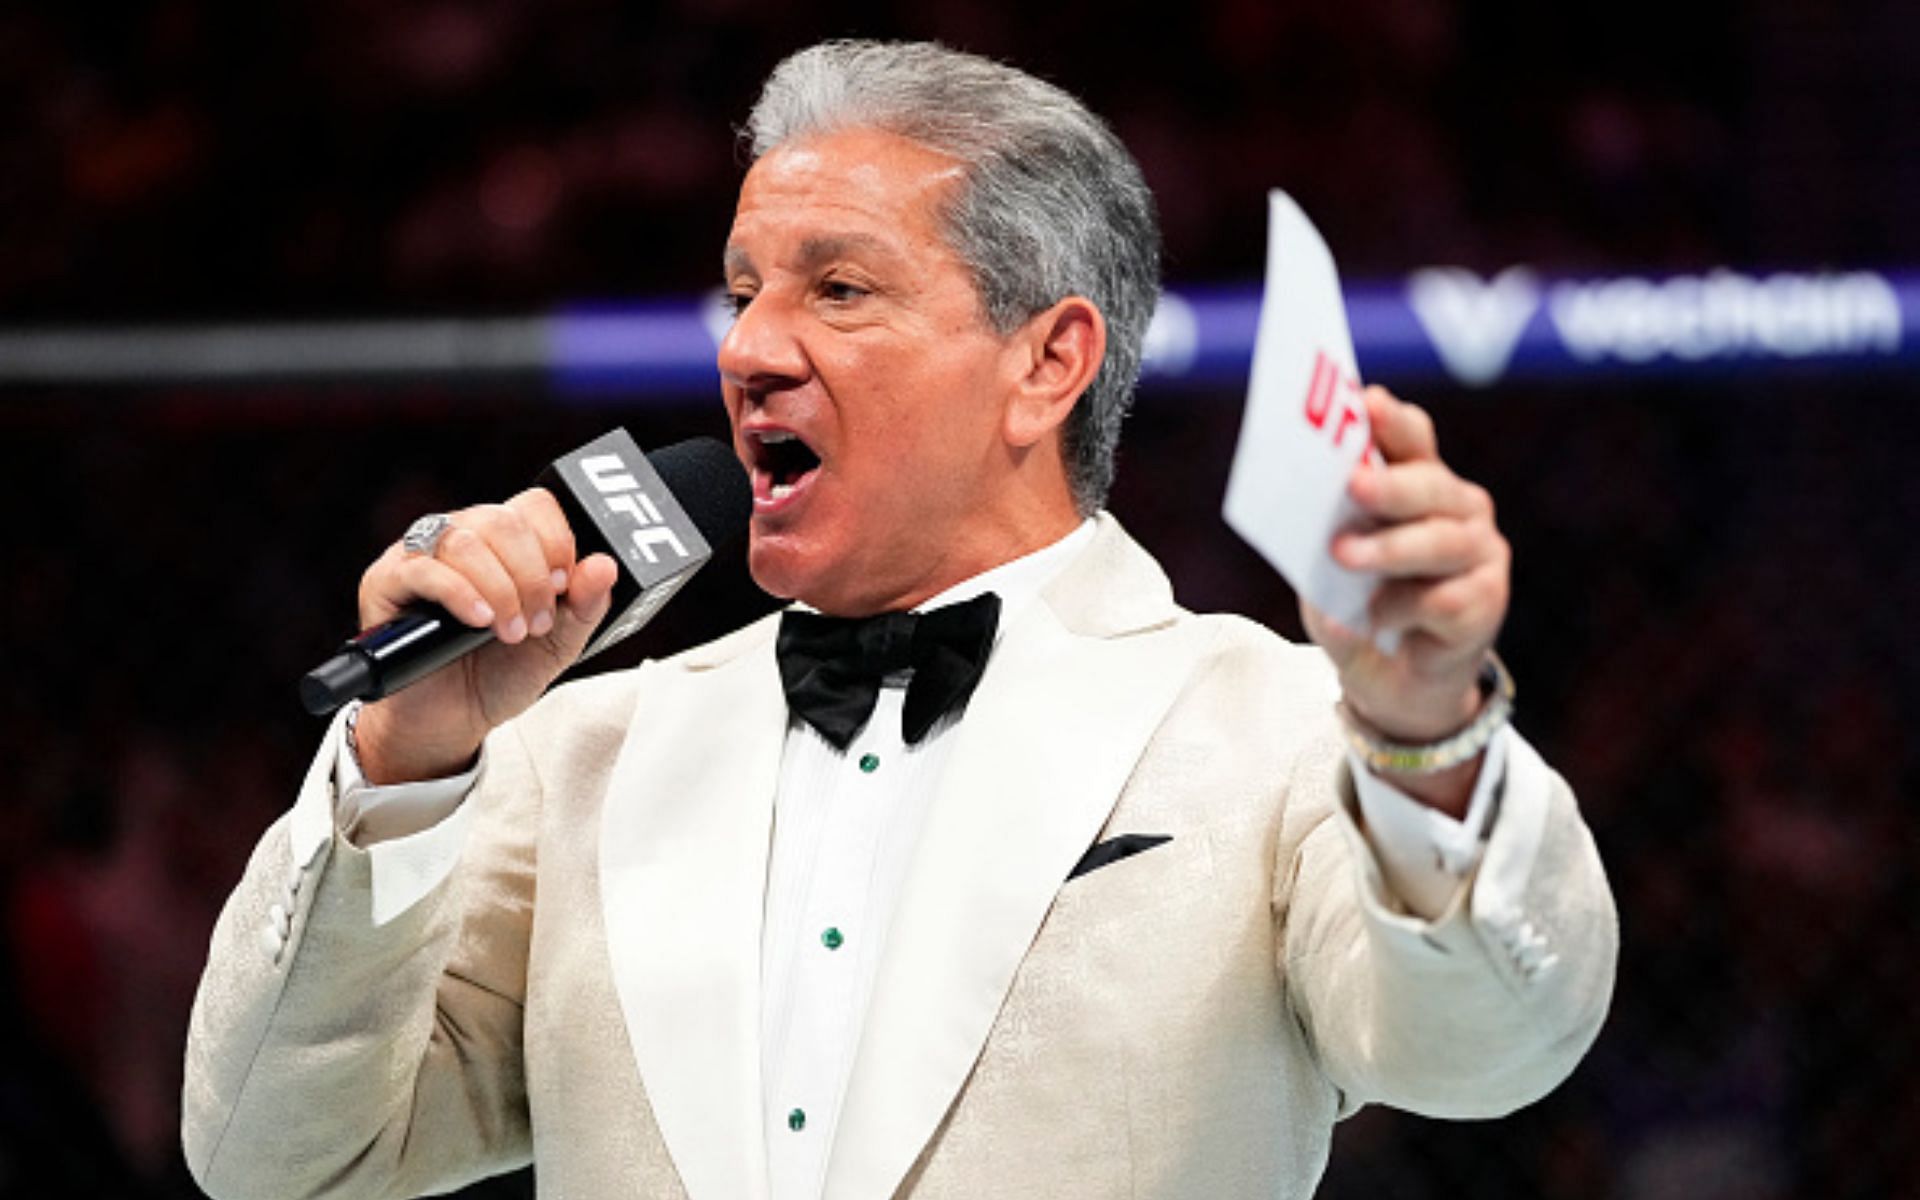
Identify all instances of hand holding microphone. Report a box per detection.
[302,432,750,785]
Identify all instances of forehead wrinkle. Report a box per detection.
[794,232,901,274]
[720,229,909,284]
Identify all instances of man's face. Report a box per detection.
[719,126,1029,616]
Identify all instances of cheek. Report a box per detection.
[825,338,1005,488]
[719,382,753,436]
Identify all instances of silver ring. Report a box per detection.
[401,513,453,557]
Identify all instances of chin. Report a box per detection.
[745,537,798,602]
[745,529,830,606]
[747,527,885,615]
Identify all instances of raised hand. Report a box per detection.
[1301,386,1510,811]
[350,487,620,784]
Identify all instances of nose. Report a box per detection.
[717,288,809,396]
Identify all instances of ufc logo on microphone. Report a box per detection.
[581,454,691,564]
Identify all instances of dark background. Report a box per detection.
[2,2,1916,1198]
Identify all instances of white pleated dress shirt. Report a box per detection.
[318,518,1509,1200]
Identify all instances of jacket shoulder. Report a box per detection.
[1159,609,1345,742]
[1181,610,1338,687]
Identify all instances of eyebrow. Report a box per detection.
[722,232,900,280]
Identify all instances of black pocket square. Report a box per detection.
[1067,834,1172,881]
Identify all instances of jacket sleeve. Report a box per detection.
[1275,725,1619,1119]
[182,710,546,1200]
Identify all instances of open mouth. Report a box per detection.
[745,428,823,508]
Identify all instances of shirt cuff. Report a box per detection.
[1347,725,1510,920]
[331,701,485,925]
[334,708,480,845]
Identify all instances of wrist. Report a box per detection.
[351,699,483,786]
[1337,652,1515,778]
[1345,680,1483,745]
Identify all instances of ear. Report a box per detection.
[1003,296,1107,449]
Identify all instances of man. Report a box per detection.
[184,39,1616,1200]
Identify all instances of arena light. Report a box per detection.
[1,269,1912,394]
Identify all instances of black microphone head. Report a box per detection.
[646,436,751,548]
[537,429,751,662]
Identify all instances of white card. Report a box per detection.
[1223,190,1381,632]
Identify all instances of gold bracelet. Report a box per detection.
[1336,652,1515,775]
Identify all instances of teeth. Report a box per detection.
[758,430,796,444]
[770,482,794,499]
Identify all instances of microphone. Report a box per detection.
[300,431,750,716]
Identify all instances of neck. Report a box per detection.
[815,507,1084,616]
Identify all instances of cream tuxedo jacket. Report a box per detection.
[184,514,1617,1200]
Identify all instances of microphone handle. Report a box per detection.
[299,606,494,716]
[297,431,748,718]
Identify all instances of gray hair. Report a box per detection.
[743,40,1161,514]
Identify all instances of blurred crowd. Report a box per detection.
[2,2,1917,1199]
[14,0,1920,325]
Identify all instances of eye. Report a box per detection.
[819,278,871,305]
[722,289,755,318]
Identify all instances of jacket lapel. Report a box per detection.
[599,616,786,1200]
[822,516,1202,1199]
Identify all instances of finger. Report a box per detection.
[545,553,621,661]
[363,553,500,631]
[1368,564,1507,649]
[506,486,578,590]
[431,521,535,642]
[1335,517,1500,578]
[562,552,619,613]
[461,504,563,640]
[1364,386,1439,464]
[1349,459,1492,523]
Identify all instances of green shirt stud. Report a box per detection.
[822,927,844,950]
[788,1107,806,1132]
[858,753,880,773]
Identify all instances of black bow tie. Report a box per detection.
[775,592,1002,750]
